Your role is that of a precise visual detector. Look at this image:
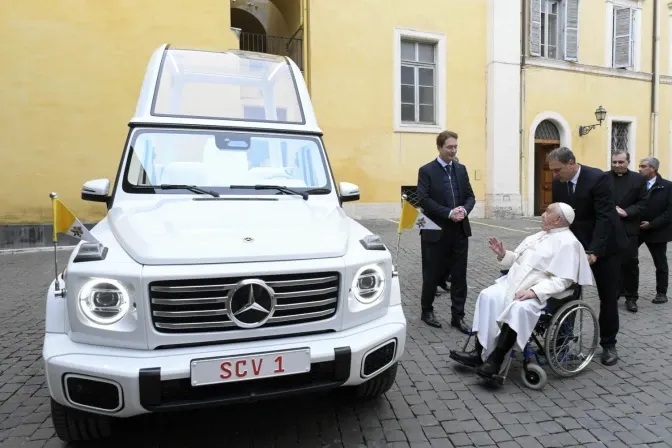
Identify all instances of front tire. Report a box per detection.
[520,364,547,390]
[51,398,113,443]
[353,362,398,399]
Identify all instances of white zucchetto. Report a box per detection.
[558,202,575,225]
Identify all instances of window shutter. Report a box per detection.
[564,0,580,61]
[529,0,542,57]
[613,7,632,68]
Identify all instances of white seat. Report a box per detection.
[242,167,308,187]
[159,162,207,185]
[202,138,248,186]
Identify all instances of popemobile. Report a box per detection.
[42,45,407,443]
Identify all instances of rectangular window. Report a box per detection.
[400,40,437,125]
[541,0,561,58]
[394,28,446,133]
[611,121,630,151]
[530,0,580,61]
[669,8,672,75]
[606,117,637,170]
[612,6,634,68]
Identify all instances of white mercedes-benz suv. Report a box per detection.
[42,45,407,443]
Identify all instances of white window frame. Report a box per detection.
[668,3,672,75]
[530,0,580,61]
[541,0,564,59]
[604,0,642,71]
[393,28,446,134]
[606,115,637,171]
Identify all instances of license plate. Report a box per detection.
[190,348,311,387]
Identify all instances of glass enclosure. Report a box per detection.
[151,49,305,124]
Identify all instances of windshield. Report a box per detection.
[122,129,332,195]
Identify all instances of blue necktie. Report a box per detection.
[567,182,574,198]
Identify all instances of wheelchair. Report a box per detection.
[459,269,600,390]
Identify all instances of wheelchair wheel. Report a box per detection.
[520,364,547,390]
[544,300,599,378]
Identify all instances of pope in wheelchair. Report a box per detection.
[450,202,595,385]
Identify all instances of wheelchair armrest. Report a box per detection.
[546,283,582,310]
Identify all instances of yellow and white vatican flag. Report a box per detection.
[50,193,99,244]
[397,198,440,234]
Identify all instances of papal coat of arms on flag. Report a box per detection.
[396,187,440,234]
[50,193,100,244]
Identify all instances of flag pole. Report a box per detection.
[395,194,407,268]
[49,192,61,294]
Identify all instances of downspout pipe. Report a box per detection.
[652,0,660,157]
[301,0,310,91]
[519,0,527,215]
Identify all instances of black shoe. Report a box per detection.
[601,346,618,366]
[475,357,501,379]
[446,274,452,283]
[449,338,483,367]
[451,318,470,335]
[476,325,517,379]
[653,293,668,304]
[625,298,638,312]
[438,281,449,292]
[421,311,442,328]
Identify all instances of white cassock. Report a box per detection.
[472,227,594,361]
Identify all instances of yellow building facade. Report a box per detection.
[522,0,672,216]
[0,0,492,230]
[0,0,671,238]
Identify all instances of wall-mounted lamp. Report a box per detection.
[579,106,607,136]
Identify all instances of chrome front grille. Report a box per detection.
[148,272,340,333]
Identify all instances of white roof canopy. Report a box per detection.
[131,45,320,133]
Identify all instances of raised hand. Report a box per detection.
[488,237,505,258]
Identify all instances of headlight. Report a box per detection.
[352,264,386,304]
[78,278,130,325]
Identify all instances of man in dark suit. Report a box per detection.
[547,147,627,366]
[608,150,647,312]
[417,131,475,333]
[432,157,460,297]
[638,157,672,304]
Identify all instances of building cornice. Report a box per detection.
[525,57,655,82]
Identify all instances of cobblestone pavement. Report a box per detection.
[1,218,671,448]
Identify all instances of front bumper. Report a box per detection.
[44,304,406,418]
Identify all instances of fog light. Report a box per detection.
[64,374,123,412]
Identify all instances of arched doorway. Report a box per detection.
[229,2,303,72]
[533,120,561,216]
[231,8,268,53]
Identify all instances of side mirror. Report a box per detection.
[81,179,111,203]
[339,181,360,202]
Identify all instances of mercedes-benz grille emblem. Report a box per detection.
[226,279,276,329]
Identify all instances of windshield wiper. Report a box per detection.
[230,184,309,200]
[136,184,220,197]
[305,188,331,195]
